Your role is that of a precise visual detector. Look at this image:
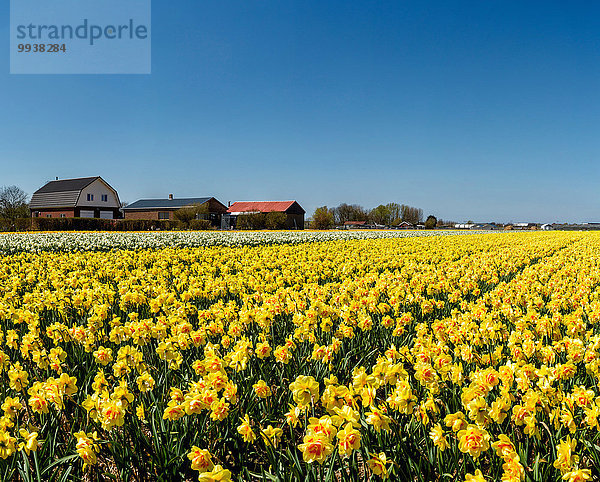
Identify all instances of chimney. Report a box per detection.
[169,194,173,200]
[55,176,59,180]
[228,201,231,207]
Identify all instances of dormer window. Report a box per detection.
[87,194,94,201]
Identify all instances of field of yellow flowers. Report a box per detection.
[0,231,598,481]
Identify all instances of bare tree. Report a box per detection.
[386,203,403,224]
[401,205,423,224]
[333,203,368,225]
[0,185,29,223]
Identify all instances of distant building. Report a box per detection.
[123,195,227,226]
[344,220,368,228]
[512,223,539,230]
[473,223,497,230]
[225,200,305,229]
[554,223,600,231]
[30,176,121,219]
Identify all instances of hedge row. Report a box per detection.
[236,212,288,230]
[0,218,214,232]
[0,218,32,232]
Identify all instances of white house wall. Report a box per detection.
[77,179,120,208]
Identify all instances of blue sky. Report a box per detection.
[1,1,599,223]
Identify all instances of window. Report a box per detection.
[46,214,51,218]
[102,194,108,202]
[60,214,66,218]
[158,212,170,220]
[87,194,94,201]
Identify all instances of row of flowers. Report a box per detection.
[0,229,491,254]
[0,231,595,481]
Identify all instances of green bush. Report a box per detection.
[116,220,182,231]
[265,212,287,230]
[116,219,158,231]
[188,219,213,230]
[236,213,266,230]
[174,204,209,227]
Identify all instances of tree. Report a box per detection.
[312,206,334,229]
[425,215,437,229]
[369,204,392,226]
[0,185,29,224]
[437,218,455,227]
[401,205,423,224]
[332,203,368,225]
[173,203,209,227]
[386,203,403,225]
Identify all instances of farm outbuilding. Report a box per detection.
[123,195,227,226]
[30,176,121,219]
[225,200,305,229]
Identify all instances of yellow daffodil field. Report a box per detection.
[0,231,599,481]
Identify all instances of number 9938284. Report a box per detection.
[17,44,67,53]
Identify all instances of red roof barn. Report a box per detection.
[226,200,305,229]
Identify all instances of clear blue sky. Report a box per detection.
[1,1,599,223]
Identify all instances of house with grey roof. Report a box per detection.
[123,195,228,226]
[30,176,121,219]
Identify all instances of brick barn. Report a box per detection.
[30,176,122,219]
[122,196,228,226]
[225,200,305,229]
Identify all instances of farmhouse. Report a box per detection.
[225,200,305,229]
[123,195,227,226]
[30,176,121,219]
